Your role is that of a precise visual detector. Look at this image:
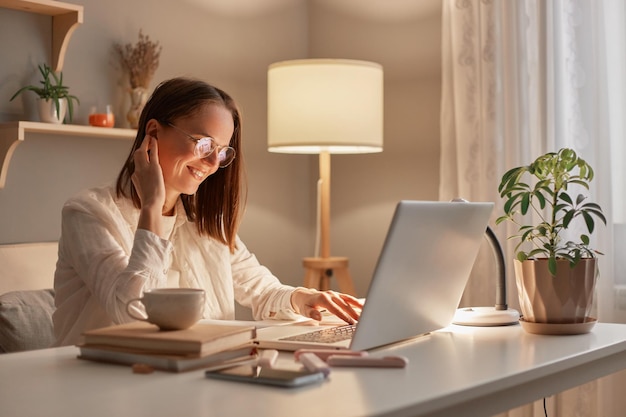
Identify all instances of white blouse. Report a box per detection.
[53,184,299,346]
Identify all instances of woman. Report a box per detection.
[53,77,362,346]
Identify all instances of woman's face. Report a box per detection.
[155,103,235,203]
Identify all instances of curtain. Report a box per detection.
[440,1,626,416]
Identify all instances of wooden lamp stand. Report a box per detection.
[302,151,356,295]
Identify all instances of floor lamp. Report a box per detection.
[267,59,384,295]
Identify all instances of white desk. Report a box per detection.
[2,323,626,417]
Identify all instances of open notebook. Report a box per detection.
[256,200,494,351]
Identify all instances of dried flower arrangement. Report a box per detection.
[114,30,162,89]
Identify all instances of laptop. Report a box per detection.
[255,200,494,351]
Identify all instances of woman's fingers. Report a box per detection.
[131,135,165,210]
[302,305,323,321]
[133,135,151,168]
[317,291,361,324]
[293,289,362,325]
[147,135,159,164]
[133,135,162,174]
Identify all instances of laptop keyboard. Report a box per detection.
[279,324,357,343]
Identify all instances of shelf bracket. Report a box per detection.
[0,0,84,72]
[0,124,24,189]
[51,10,82,72]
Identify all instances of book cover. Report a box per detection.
[80,321,256,356]
[78,344,257,372]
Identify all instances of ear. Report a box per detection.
[145,119,160,138]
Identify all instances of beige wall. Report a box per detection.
[0,0,441,297]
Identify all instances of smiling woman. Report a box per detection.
[116,78,244,238]
[52,77,363,347]
[141,105,236,214]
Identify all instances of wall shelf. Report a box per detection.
[0,121,136,188]
[0,0,84,71]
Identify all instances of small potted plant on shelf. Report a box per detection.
[496,148,606,335]
[10,63,79,124]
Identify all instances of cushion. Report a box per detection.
[0,242,58,294]
[0,289,55,353]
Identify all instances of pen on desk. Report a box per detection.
[326,355,408,368]
[257,349,279,368]
[294,349,368,361]
[298,352,331,377]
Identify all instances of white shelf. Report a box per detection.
[0,121,136,188]
[0,0,84,71]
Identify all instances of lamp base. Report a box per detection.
[453,306,520,326]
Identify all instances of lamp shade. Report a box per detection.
[268,59,383,154]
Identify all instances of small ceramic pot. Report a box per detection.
[514,258,597,325]
[37,98,67,124]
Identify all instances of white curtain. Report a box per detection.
[440,1,626,416]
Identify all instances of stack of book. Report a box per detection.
[77,321,257,372]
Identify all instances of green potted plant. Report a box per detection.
[10,63,79,124]
[496,148,606,334]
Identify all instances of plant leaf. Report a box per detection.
[521,193,530,214]
[582,211,595,233]
[581,234,590,245]
[559,192,573,205]
[562,210,574,228]
[548,256,557,276]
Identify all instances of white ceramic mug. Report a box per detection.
[126,288,206,330]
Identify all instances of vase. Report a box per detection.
[514,258,597,333]
[126,87,148,129]
[37,98,67,124]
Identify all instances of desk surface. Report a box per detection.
[1,323,626,417]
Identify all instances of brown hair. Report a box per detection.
[116,77,246,252]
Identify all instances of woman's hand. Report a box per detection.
[132,135,167,237]
[132,135,166,211]
[290,288,363,324]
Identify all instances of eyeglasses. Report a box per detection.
[167,123,236,168]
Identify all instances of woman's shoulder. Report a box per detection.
[62,183,136,221]
[64,183,116,207]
